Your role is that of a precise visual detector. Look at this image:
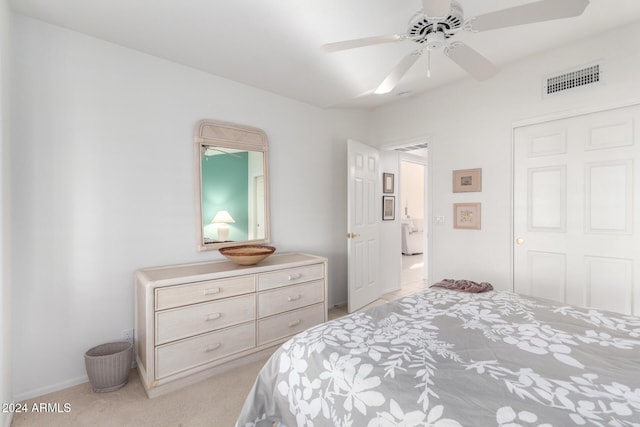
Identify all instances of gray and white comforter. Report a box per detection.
[236,289,640,426]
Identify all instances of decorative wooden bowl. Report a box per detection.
[219,245,276,266]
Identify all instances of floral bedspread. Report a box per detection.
[236,289,640,426]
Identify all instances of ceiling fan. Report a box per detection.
[322,0,590,94]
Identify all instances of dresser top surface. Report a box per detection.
[136,252,326,286]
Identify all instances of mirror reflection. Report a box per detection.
[195,119,270,251]
[201,146,266,244]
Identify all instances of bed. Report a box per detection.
[236,288,640,426]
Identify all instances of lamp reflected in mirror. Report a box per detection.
[212,210,235,242]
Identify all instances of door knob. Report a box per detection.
[347,232,361,239]
[515,238,524,245]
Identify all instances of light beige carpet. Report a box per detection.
[11,356,269,427]
[10,306,375,427]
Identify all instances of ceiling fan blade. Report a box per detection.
[374,51,422,94]
[321,34,403,53]
[422,0,451,19]
[468,0,589,32]
[444,42,498,81]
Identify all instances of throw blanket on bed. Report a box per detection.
[237,289,640,427]
[430,278,494,293]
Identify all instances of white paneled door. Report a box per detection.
[514,104,640,315]
[347,139,382,313]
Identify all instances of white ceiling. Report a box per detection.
[10,0,640,109]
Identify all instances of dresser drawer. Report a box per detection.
[257,264,324,291]
[258,280,324,318]
[155,322,255,379]
[155,275,255,310]
[156,294,256,345]
[257,303,325,346]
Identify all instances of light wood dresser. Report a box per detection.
[134,252,327,397]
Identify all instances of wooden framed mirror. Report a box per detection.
[194,120,270,251]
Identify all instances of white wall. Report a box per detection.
[1,0,12,424]
[10,15,369,400]
[379,151,401,293]
[370,22,640,291]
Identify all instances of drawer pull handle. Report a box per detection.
[204,343,221,352]
[288,294,302,302]
[288,319,302,328]
[288,273,302,281]
[203,287,221,295]
[204,313,221,321]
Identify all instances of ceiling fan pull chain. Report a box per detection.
[427,49,431,78]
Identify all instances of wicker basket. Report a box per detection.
[84,341,133,392]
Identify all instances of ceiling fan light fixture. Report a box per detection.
[425,31,446,50]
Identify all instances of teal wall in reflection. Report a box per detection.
[201,152,249,241]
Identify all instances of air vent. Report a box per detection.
[543,62,602,96]
[394,142,429,152]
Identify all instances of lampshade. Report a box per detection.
[211,210,235,224]
[212,210,234,242]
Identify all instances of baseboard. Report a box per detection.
[13,374,88,402]
[381,284,400,294]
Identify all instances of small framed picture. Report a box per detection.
[382,196,395,220]
[383,173,395,194]
[453,202,481,230]
[453,168,482,193]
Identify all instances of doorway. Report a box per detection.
[398,149,428,291]
[346,140,428,313]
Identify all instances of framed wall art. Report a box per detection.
[382,196,395,220]
[453,202,481,230]
[453,168,482,193]
[383,173,395,193]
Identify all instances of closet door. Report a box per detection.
[513,104,640,315]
